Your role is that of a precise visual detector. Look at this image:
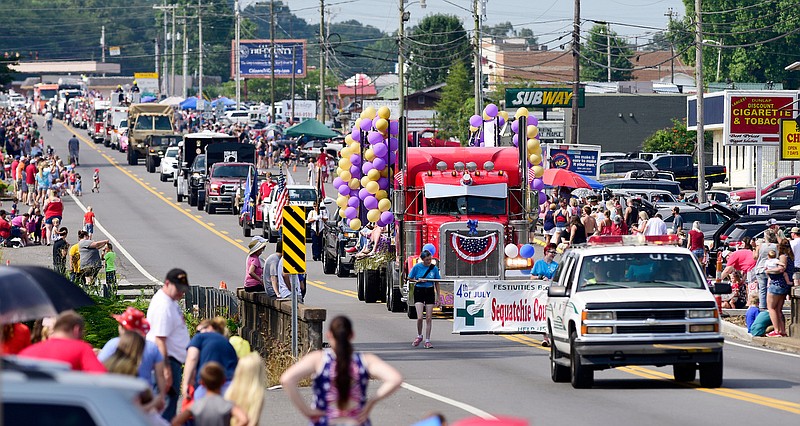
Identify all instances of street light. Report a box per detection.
[702,39,722,82]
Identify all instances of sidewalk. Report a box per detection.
[722,320,800,354]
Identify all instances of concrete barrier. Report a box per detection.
[237,289,327,357]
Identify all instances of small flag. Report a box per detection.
[394,171,403,187]
[273,170,289,229]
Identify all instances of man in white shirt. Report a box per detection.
[146,268,191,421]
[307,204,328,261]
[644,213,668,236]
[262,243,291,298]
[790,227,800,286]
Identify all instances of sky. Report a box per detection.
[242,0,688,47]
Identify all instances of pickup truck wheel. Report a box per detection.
[322,249,335,274]
[364,270,380,303]
[673,364,697,382]
[128,149,138,165]
[160,173,167,182]
[704,180,713,191]
[550,326,570,383]
[335,253,349,278]
[207,203,216,214]
[188,192,197,206]
[357,272,365,301]
[569,330,593,388]
[176,191,184,202]
[698,356,723,388]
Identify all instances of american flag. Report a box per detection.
[394,171,403,187]
[274,170,289,229]
[527,166,535,187]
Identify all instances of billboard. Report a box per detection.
[232,39,306,79]
[546,144,601,179]
[780,119,800,160]
[727,93,795,145]
[133,72,158,97]
[281,100,317,119]
[453,280,550,334]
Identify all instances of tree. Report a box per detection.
[580,23,634,81]
[484,21,515,38]
[434,62,473,143]
[407,14,472,90]
[517,28,539,46]
[642,118,713,156]
[646,32,673,52]
[0,53,20,86]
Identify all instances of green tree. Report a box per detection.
[484,21,515,38]
[517,28,539,46]
[0,53,21,86]
[646,32,673,52]
[642,118,713,156]
[580,24,633,81]
[434,61,473,143]
[407,14,472,90]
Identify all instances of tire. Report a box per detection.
[364,270,381,303]
[173,178,178,187]
[177,190,184,203]
[146,157,155,173]
[569,330,593,388]
[704,179,713,191]
[550,326,570,383]
[127,149,138,165]
[207,203,216,214]
[160,173,167,182]
[188,191,197,206]
[243,222,252,238]
[104,139,111,147]
[698,356,723,388]
[357,272,365,301]
[198,197,205,211]
[673,364,697,382]
[388,287,405,312]
[268,229,277,243]
[335,251,349,278]
[322,248,335,274]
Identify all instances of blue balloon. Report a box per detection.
[422,243,436,257]
[520,244,535,259]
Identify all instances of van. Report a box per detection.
[598,159,657,180]
[602,178,682,196]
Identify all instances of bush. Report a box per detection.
[77,296,149,348]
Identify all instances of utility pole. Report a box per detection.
[473,0,482,115]
[155,38,160,80]
[171,7,176,96]
[665,8,677,84]
[291,45,296,124]
[198,0,204,101]
[695,0,706,202]
[319,0,326,123]
[182,17,188,98]
[163,1,168,97]
[399,0,406,123]
[101,25,106,77]
[570,0,580,145]
[270,0,276,123]
[606,22,611,82]
[235,0,241,110]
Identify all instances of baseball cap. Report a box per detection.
[112,306,151,335]
[165,268,190,288]
[791,227,800,234]
[768,218,778,226]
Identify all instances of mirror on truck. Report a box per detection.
[709,282,732,294]
[323,197,335,205]
[548,286,568,298]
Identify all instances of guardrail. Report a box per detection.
[184,285,239,320]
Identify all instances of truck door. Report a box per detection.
[549,254,577,347]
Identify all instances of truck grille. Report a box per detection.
[617,325,686,334]
[442,229,501,278]
[220,184,237,195]
[615,310,686,320]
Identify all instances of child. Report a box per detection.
[92,168,100,193]
[764,249,791,284]
[49,218,62,243]
[171,362,248,426]
[745,293,760,331]
[104,243,116,286]
[83,206,95,238]
[74,173,82,196]
[68,168,76,193]
[722,271,747,309]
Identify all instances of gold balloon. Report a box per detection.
[378,198,391,212]
[366,180,380,194]
[361,176,371,187]
[380,168,389,178]
[340,147,351,158]
[339,209,348,218]
[336,196,348,208]
[529,154,542,165]
[374,118,389,132]
[354,118,362,129]
[364,148,375,161]
[349,218,362,229]
[349,178,361,189]
[367,168,381,181]
[515,107,529,118]
[526,139,537,151]
[345,134,355,145]
[362,106,377,120]
[469,125,479,132]
[376,190,388,200]
[527,125,539,139]
[367,208,381,223]
[339,158,351,170]
[531,145,542,156]
[335,167,342,176]
[499,110,509,121]
[377,106,391,120]
[339,170,352,182]
[532,165,544,178]
[483,111,491,121]
[527,138,540,149]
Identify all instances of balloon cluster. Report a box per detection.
[333,106,398,230]
[504,243,535,259]
[467,103,509,147]
[511,107,547,204]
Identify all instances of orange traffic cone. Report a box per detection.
[219,281,227,290]
[292,164,297,172]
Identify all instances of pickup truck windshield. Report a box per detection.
[426,196,506,215]
[288,189,317,201]
[212,165,251,178]
[135,116,152,130]
[154,116,172,130]
[577,253,704,291]
[192,156,206,171]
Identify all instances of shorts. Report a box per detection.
[768,282,792,296]
[19,180,27,192]
[10,227,21,238]
[84,224,94,234]
[44,216,61,225]
[413,285,436,305]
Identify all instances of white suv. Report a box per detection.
[546,235,729,388]
[159,146,180,182]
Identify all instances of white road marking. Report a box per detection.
[400,382,497,420]
[68,193,160,284]
[725,339,800,358]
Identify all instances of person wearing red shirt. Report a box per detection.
[84,206,96,238]
[2,323,31,354]
[10,157,18,181]
[688,221,705,262]
[721,236,756,280]
[43,190,64,245]
[0,209,11,240]
[25,160,37,205]
[18,311,106,373]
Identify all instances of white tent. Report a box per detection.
[159,96,185,106]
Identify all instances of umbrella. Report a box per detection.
[542,168,592,189]
[0,266,94,323]
[211,97,236,107]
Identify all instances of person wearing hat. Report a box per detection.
[98,307,167,408]
[146,268,191,421]
[768,218,786,241]
[244,238,267,292]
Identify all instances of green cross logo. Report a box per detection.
[456,300,484,326]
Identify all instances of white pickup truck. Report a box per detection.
[546,235,730,389]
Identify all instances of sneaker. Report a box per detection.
[412,336,423,347]
[766,330,784,337]
[424,341,433,349]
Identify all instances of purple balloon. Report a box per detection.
[348,196,359,208]
[351,128,361,142]
[345,206,357,219]
[484,103,499,118]
[532,178,544,191]
[367,131,384,145]
[378,177,389,190]
[380,211,394,224]
[469,114,483,128]
[364,196,378,210]
[373,157,386,171]
[338,185,350,195]
[498,116,505,126]
[512,134,519,147]
[376,217,388,227]
[359,188,371,200]
[350,188,359,197]
[373,142,388,158]
[389,152,397,165]
[388,137,398,151]
[332,177,344,188]
[538,191,547,204]
[479,141,485,147]
[349,165,362,178]
[350,154,362,166]
[359,118,373,131]
[362,161,374,174]
[389,120,399,135]
[511,120,519,133]
[528,115,539,126]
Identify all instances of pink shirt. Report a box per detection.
[18,338,106,373]
[726,249,756,273]
[244,255,263,288]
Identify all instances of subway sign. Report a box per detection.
[505,88,585,109]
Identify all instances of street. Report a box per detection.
[39,119,800,425]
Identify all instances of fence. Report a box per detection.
[184,285,239,320]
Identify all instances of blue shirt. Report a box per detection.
[188,332,239,387]
[408,262,440,288]
[531,259,558,279]
[745,306,759,331]
[98,337,163,383]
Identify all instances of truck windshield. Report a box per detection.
[212,165,251,178]
[192,156,206,171]
[40,89,57,99]
[289,189,317,201]
[426,196,506,215]
[154,116,172,130]
[577,253,704,291]
[94,110,106,121]
[135,116,152,130]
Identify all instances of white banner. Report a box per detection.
[282,100,317,119]
[453,280,549,334]
[363,100,400,119]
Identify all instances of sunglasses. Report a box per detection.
[547,251,557,255]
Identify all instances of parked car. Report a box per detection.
[685,190,732,205]
[159,146,180,182]
[660,203,740,243]
[599,152,628,162]
[729,175,800,202]
[598,159,657,181]
[602,178,682,196]
[623,169,675,181]
[650,154,727,190]
[617,189,680,206]
[322,209,360,278]
[221,110,250,125]
[731,185,800,214]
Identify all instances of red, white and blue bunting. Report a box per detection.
[450,232,498,264]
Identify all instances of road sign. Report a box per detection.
[281,206,306,274]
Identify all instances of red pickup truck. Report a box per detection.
[729,175,800,201]
[407,129,460,147]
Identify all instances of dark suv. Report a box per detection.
[321,209,360,278]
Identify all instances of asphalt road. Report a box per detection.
[41,119,800,425]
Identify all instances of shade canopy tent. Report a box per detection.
[140,95,157,103]
[211,97,236,107]
[179,97,212,111]
[284,119,339,139]
[159,96,185,106]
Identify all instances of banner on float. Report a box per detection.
[453,280,549,334]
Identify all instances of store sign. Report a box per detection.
[505,88,585,109]
[453,280,550,334]
[725,92,797,146]
[537,120,565,140]
[232,39,306,79]
[780,119,800,160]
